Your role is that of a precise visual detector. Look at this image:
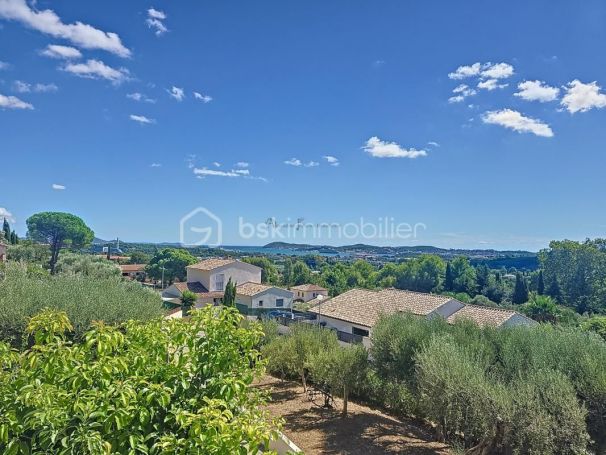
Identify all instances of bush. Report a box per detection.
[55,252,121,278]
[0,262,163,346]
[0,307,279,454]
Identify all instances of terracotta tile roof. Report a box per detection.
[446,305,533,327]
[187,258,237,271]
[291,284,328,292]
[173,282,224,298]
[236,282,275,297]
[120,264,146,272]
[308,288,455,328]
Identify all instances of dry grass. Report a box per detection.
[256,375,451,455]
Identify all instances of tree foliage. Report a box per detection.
[54,252,121,279]
[223,277,237,307]
[146,248,197,284]
[26,212,94,274]
[0,307,279,454]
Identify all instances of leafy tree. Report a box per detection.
[181,289,197,316]
[26,212,94,274]
[291,260,312,286]
[309,344,369,417]
[54,252,121,279]
[146,248,197,284]
[537,269,545,295]
[512,272,529,304]
[444,262,454,291]
[449,256,477,295]
[6,241,50,265]
[547,278,563,303]
[243,256,279,284]
[9,231,18,244]
[582,316,606,341]
[0,307,279,453]
[520,294,559,323]
[223,277,237,307]
[127,250,151,264]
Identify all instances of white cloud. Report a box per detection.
[0,93,33,109]
[560,80,606,113]
[477,79,508,91]
[235,162,249,168]
[150,163,161,167]
[363,136,427,159]
[13,80,57,93]
[62,59,129,84]
[482,109,553,137]
[193,91,212,103]
[448,95,465,103]
[40,44,81,59]
[480,62,514,79]
[51,183,65,190]
[212,162,221,167]
[304,161,319,167]
[514,80,559,102]
[427,141,440,147]
[0,0,130,57]
[323,155,339,166]
[449,84,477,102]
[146,8,167,36]
[194,168,240,178]
[127,92,155,103]
[234,169,250,175]
[0,207,15,223]
[448,62,481,80]
[129,114,155,124]
[0,61,9,70]
[284,158,302,166]
[168,86,185,101]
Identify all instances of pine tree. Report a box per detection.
[2,218,10,242]
[9,231,17,245]
[537,270,545,295]
[512,272,529,304]
[444,262,454,292]
[223,278,237,307]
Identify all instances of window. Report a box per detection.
[258,300,264,307]
[215,274,224,291]
[352,327,369,337]
[276,298,284,307]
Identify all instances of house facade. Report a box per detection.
[235,282,294,316]
[120,264,146,280]
[186,259,261,292]
[291,284,329,303]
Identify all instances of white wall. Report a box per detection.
[187,262,261,291]
[295,289,329,302]
[316,314,371,336]
[236,288,293,310]
[186,268,210,289]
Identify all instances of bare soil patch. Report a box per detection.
[256,375,451,455]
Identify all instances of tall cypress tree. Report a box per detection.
[537,270,545,295]
[2,218,10,242]
[223,278,237,307]
[512,272,529,304]
[444,262,454,291]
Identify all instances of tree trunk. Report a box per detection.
[49,240,61,274]
[301,371,307,392]
[342,386,348,417]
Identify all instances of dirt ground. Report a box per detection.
[256,375,451,455]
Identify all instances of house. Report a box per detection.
[291,284,329,303]
[0,242,6,262]
[308,288,535,344]
[235,282,294,316]
[120,264,146,280]
[162,258,264,309]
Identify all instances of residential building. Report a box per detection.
[291,284,329,303]
[0,242,6,262]
[120,264,146,280]
[185,258,261,292]
[235,282,294,315]
[308,288,535,344]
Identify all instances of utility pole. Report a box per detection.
[161,266,165,290]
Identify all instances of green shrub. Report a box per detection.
[54,252,121,278]
[0,262,163,346]
[0,307,279,454]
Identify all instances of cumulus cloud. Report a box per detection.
[304,161,319,167]
[146,7,167,36]
[477,79,508,91]
[482,109,553,137]
[0,207,15,223]
[40,44,81,59]
[129,114,155,124]
[448,63,482,80]
[127,92,155,103]
[449,84,477,103]
[168,86,185,101]
[514,80,559,102]
[235,162,249,168]
[51,183,65,190]
[234,169,250,175]
[0,93,33,109]
[62,59,129,84]
[284,158,302,166]
[193,91,212,103]
[13,80,57,93]
[323,155,339,166]
[363,136,427,159]
[480,62,514,79]
[560,80,606,113]
[0,0,130,57]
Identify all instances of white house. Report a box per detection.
[291,284,328,303]
[308,288,535,343]
[186,258,261,292]
[235,282,294,316]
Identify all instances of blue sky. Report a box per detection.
[1,0,606,251]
